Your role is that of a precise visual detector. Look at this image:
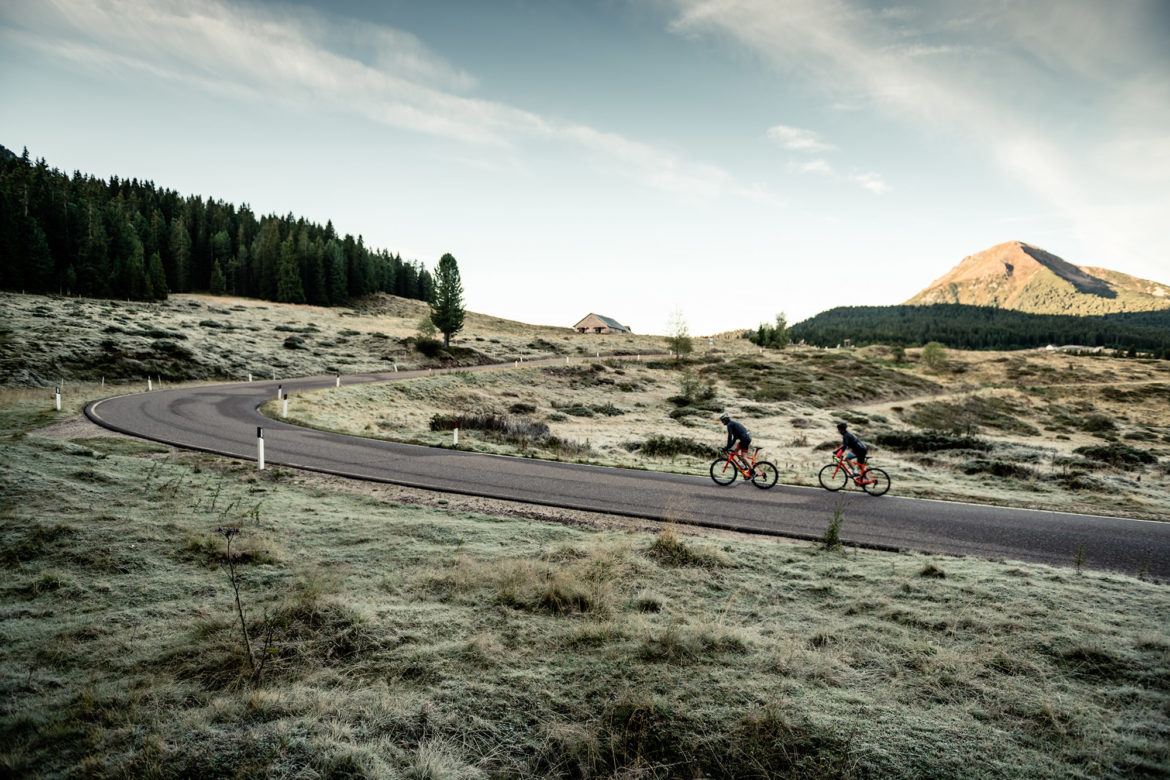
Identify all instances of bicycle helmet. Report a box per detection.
[719,412,730,422]
[836,422,848,432]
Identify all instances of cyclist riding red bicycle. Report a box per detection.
[835,422,869,479]
[720,412,752,470]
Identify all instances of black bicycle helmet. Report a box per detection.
[836,422,848,432]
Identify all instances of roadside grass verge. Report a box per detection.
[1,393,1168,777]
[274,351,1170,520]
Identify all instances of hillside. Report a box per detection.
[2,292,1169,775]
[0,291,665,386]
[787,304,1170,352]
[905,241,1170,315]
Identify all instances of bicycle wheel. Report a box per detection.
[861,468,890,496]
[710,458,737,486]
[751,461,778,489]
[818,463,848,491]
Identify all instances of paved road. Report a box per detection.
[86,363,1170,579]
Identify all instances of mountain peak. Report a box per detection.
[905,242,1170,315]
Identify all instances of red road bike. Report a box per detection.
[710,447,778,489]
[818,453,890,496]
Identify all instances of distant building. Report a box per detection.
[573,313,632,334]
[1044,344,1105,354]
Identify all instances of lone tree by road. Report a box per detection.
[430,253,466,348]
[665,308,693,361]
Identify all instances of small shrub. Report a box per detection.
[414,338,443,357]
[960,460,1037,480]
[921,341,949,372]
[430,412,550,442]
[508,402,537,415]
[647,527,727,568]
[629,434,717,460]
[873,431,992,453]
[1081,414,1118,434]
[1072,444,1155,467]
[919,563,946,579]
[822,505,844,551]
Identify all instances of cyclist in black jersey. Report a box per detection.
[720,412,752,471]
[835,422,869,479]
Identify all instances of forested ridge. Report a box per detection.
[0,145,433,305]
[788,304,1170,353]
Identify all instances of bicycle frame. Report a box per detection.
[828,454,872,485]
[720,447,760,478]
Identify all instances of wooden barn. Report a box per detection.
[573,314,632,334]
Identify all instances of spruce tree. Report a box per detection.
[429,253,465,348]
[209,259,226,295]
[147,252,168,300]
[276,235,306,303]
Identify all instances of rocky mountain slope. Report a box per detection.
[905,241,1170,315]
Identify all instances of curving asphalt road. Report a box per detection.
[85,362,1170,579]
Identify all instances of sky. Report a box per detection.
[1,0,1168,335]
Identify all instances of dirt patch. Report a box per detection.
[35,413,134,441]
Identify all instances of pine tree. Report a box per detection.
[147,252,168,300]
[429,253,465,348]
[276,234,306,303]
[209,259,226,295]
[169,216,191,292]
[324,239,346,304]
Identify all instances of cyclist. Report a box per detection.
[835,422,869,480]
[719,412,752,471]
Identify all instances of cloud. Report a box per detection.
[789,159,833,176]
[662,0,1168,263]
[767,124,836,152]
[850,172,890,195]
[0,0,775,205]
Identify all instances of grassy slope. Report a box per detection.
[1,385,1168,778]
[276,346,1170,521]
[0,292,667,386]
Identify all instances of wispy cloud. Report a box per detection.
[664,0,1170,269]
[0,0,775,205]
[772,125,888,194]
[767,124,836,152]
[850,172,890,195]
[790,159,833,176]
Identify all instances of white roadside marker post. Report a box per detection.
[277,384,282,401]
[282,393,288,418]
[147,377,152,391]
[453,424,459,447]
[257,427,265,470]
[336,375,341,387]
[248,373,253,382]
[55,386,61,411]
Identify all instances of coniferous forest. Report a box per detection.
[0,145,433,305]
[788,304,1170,354]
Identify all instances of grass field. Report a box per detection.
[1,383,1168,778]
[2,291,1169,777]
[273,344,1170,521]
